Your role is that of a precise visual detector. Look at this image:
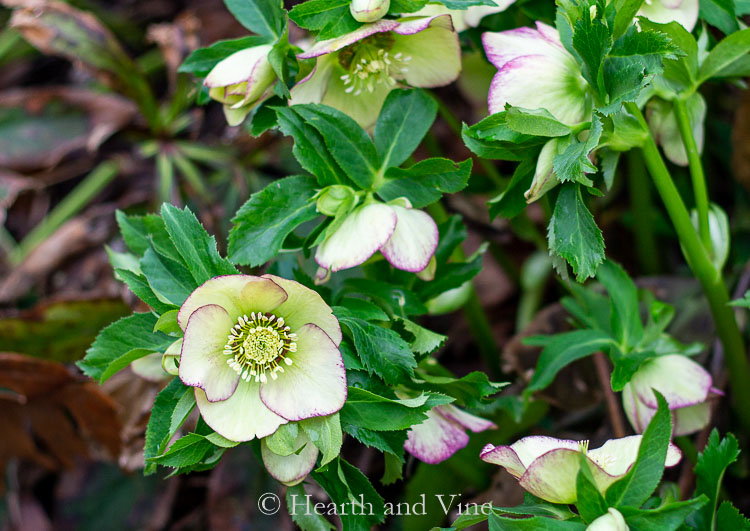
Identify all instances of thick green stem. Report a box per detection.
[627,150,661,274]
[673,98,712,253]
[10,160,120,264]
[626,102,750,432]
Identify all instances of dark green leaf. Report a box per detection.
[699,29,750,82]
[113,268,175,314]
[488,157,536,220]
[575,455,608,523]
[378,158,472,208]
[148,433,215,467]
[553,117,602,185]
[140,247,195,306]
[286,484,336,530]
[506,107,572,137]
[690,429,741,530]
[489,514,587,530]
[224,0,286,40]
[374,89,437,169]
[596,260,643,348]
[716,501,750,530]
[339,387,451,431]
[619,497,708,531]
[144,378,194,475]
[699,0,739,35]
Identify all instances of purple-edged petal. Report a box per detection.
[488,54,588,123]
[463,0,516,27]
[260,323,347,421]
[289,54,335,106]
[622,382,653,433]
[437,404,496,433]
[261,431,319,486]
[480,444,527,477]
[195,382,287,442]
[262,274,343,346]
[518,448,582,504]
[630,354,712,409]
[177,275,287,330]
[508,436,580,468]
[315,203,397,272]
[205,46,274,101]
[639,0,699,30]
[380,205,439,272]
[179,304,240,402]
[298,19,399,59]
[588,435,682,476]
[674,402,711,436]
[405,408,470,464]
[482,24,565,70]
[391,15,461,88]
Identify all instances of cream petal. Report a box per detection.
[320,66,392,129]
[380,205,439,272]
[390,15,461,88]
[487,54,588,124]
[289,54,336,106]
[261,431,319,486]
[630,355,712,409]
[673,401,711,436]
[638,0,699,31]
[260,324,347,421]
[482,24,566,70]
[205,46,274,90]
[298,19,400,59]
[518,448,582,504]
[405,408,470,464]
[195,382,287,442]
[315,203,397,272]
[179,304,240,402]
[588,435,682,477]
[480,444,527,478]
[509,436,580,468]
[261,274,342,346]
[177,275,287,330]
[463,0,516,28]
[587,508,629,531]
[437,404,496,433]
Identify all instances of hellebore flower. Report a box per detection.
[482,22,591,124]
[647,94,706,167]
[292,15,461,128]
[622,354,715,436]
[315,199,439,278]
[350,0,391,23]
[204,45,276,126]
[405,404,496,464]
[588,508,629,531]
[480,435,681,504]
[261,428,320,486]
[413,0,516,32]
[638,0,699,31]
[177,274,346,442]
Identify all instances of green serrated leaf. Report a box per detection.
[374,89,437,169]
[506,107,573,137]
[339,387,452,431]
[144,379,195,474]
[691,429,741,530]
[300,413,343,465]
[378,158,472,208]
[224,0,286,40]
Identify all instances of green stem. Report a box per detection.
[10,160,120,265]
[626,102,750,432]
[427,201,501,377]
[673,98,712,253]
[627,150,661,274]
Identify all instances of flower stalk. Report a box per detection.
[625,101,750,432]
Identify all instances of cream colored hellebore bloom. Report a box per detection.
[405,404,496,463]
[177,274,346,442]
[587,508,629,530]
[622,354,716,436]
[261,427,320,486]
[204,45,276,126]
[314,199,439,279]
[480,435,681,504]
[291,15,461,128]
[638,0,699,31]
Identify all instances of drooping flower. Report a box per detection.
[405,404,496,463]
[480,435,681,504]
[638,0,699,31]
[412,0,516,32]
[261,429,319,486]
[177,274,346,442]
[587,508,629,531]
[482,22,591,124]
[647,94,706,167]
[204,45,276,126]
[314,199,439,279]
[350,0,391,23]
[622,354,716,436]
[291,15,461,128]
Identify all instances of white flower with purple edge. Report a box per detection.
[481,435,681,504]
[482,22,591,125]
[622,354,716,436]
[177,274,346,443]
[315,198,439,279]
[405,404,496,463]
[291,15,461,128]
[412,0,516,32]
[638,0,699,31]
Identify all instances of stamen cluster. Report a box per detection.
[340,46,411,96]
[224,312,297,383]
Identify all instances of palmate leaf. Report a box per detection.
[548,184,605,281]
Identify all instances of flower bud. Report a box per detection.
[587,508,629,531]
[691,203,730,270]
[349,0,390,23]
[525,138,561,203]
[316,185,357,216]
[204,45,275,126]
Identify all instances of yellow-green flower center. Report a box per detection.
[224,312,297,383]
[338,36,411,96]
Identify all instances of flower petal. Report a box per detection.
[261,274,342,346]
[289,54,336,106]
[195,381,287,442]
[463,0,516,28]
[509,436,580,468]
[380,205,439,272]
[177,275,287,330]
[391,15,461,88]
[639,0,699,31]
[480,444,526,478]
[320,67,392,129]
[588,508,629,531]
[622,382,653,433]
[482,24,565,70]
[588,435,682,477]
[518,448,582,504]
[525,138,561,202]
[298,19,399,59]
[260,323,347,421]
[673,401,711,436]
[179,304,239,402]
[649,94,706,166]
[405,408,470,464]
[437,404,496,433]
[631,354,712,409]
[261,431,319,486]
[131,352,169,382]
[205,46,274,89]
[487,54,588,123]
[315,203,397,272]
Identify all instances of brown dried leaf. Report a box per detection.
[0,87,136,171]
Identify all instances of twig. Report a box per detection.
[593,352,626,438]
